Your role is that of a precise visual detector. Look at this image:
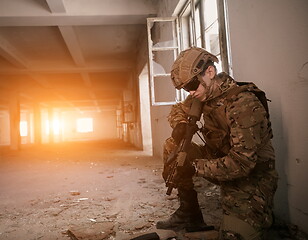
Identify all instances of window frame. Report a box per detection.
[147,17,186,106]
[178,0,231,74]
[146,0,231,106]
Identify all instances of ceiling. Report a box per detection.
[0,0,157,113]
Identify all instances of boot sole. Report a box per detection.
[156,222,187,231]
[156,222,214,232]
[185,225,215,232]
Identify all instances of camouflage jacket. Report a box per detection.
[168,72,275,182]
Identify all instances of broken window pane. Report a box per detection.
[149,21,178,49]
[153,75,177,103]
[151,50,175,75]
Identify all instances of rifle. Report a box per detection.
[165,98,204,195]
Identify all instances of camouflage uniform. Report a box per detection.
[164,72,278,239]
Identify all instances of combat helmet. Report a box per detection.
[171,47,219,89]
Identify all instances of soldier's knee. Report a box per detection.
[220,230,244,240]
[220,214,263,240]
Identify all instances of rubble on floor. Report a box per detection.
[0,141,307,240]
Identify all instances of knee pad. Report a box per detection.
[220,214,263,240]
[220,230,244,240]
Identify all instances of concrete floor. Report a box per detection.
[0,140,306,240]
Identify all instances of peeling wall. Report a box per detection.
[225,0,308,231]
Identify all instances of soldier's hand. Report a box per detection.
[176,161,196,179]
[171,122,187,145]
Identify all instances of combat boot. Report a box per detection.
[156,189,212,231]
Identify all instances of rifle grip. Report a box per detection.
[166,186,173,195]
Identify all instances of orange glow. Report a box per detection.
[45,120,49,135]
[46,119,61,135]
[20,121,28,137]
[53,119,61,135]
[77,118,93,133]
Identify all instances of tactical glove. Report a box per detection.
[171,122,187,145]
[175,161,196,179]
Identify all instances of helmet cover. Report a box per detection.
[171,47,219,89]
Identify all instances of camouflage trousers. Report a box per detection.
[163,137,278,240]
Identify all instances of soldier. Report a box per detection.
[156,47,278,240]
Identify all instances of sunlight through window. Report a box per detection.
[46,120,49,135]
[20,121,28,137]
[46,119,61,135]
[77,118,93,133]
[53,119,60,135]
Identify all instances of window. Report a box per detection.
[146,0,230,105]
[179,1,192,49]
[195,3,202,47]
[147,17,184,106]
[202,0,222,72]
[45,119,61,135]
[53,119,60,135]
[77,118,93,133]
[179,0,230,73]
[20,121,28,137]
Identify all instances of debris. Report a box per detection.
[45,207,64,216]
[138,178,146,184]
[166,195,177,201]
[70,191,80,196]
[155,229,177,240]
[104,197,116,201]
[133,221,152,230]
[66,222,114,240]
[73,198,89,203]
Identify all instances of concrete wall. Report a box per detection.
[61,110,117,142]
[0,111,10,146]
[225,0,308,231]
[125,74,144,150]
[139,65,153,153]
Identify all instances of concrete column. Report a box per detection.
[33,103,41,145]
[9,91,20,150]
[58,110,63,142]
[25,110,31,144]
[48,108,54,143]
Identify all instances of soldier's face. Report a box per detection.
[202,66,216,86]
[189,66,217,101]
[189,84,207,101]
